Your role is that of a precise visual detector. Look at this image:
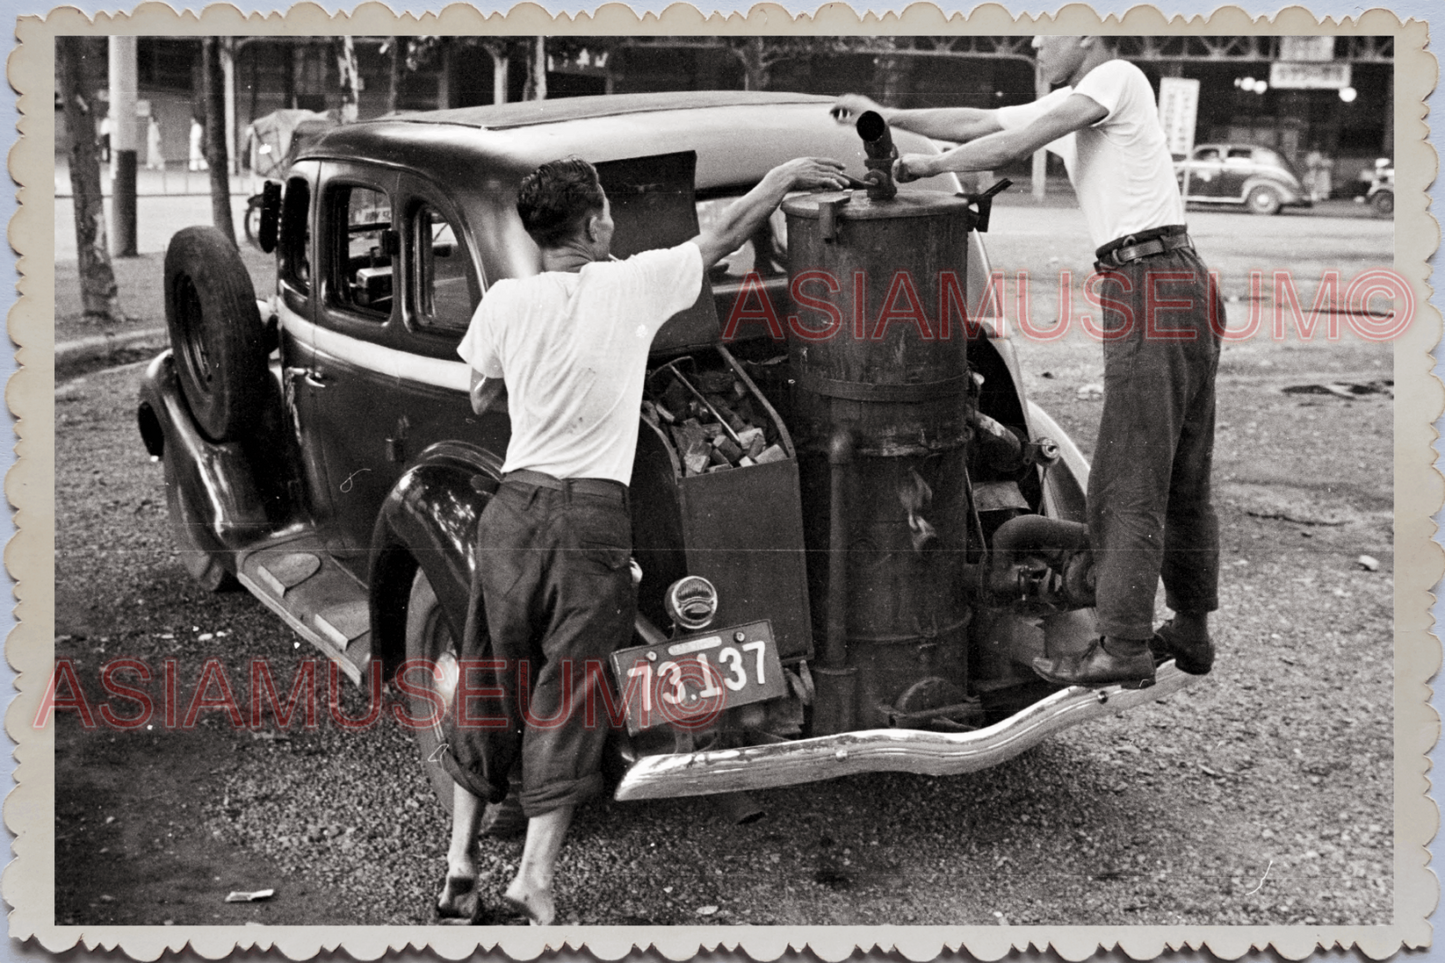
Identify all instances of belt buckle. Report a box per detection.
[1112,234,1138,267]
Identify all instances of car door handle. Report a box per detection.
[286,366,331,388]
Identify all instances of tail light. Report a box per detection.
[664,576,719,632]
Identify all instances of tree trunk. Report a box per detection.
[524,36,546,101]
[385,37,402,115]
[337,36,361,122]
[56,35,120,323]
[737,37,769,92]
[202,37,236,246]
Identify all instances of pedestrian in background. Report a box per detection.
[145,115,165,171]
[188,114,208,172]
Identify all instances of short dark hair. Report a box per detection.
[516,157,606,248]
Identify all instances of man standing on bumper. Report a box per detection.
[833,35,1221,691]
[446,154,849,924]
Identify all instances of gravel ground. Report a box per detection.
[53,314,1394,925]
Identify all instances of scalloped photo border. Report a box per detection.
[6,3,1438,959]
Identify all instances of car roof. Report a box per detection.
[301,91,946,191]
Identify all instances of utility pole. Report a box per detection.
[108,35,138,256]
[1031,62,1048,202]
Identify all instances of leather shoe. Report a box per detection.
[1149,621,1215,675]
[1033,637,1156,689]
[435,872,486,924]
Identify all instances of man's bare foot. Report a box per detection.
[502,882,555,926]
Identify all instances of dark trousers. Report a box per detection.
[1088,246,1223,640]
[441,475,634,816]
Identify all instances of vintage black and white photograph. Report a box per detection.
[20,7,1432,955]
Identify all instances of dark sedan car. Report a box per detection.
[138,90,1198,813]
[1173,142,1312,215]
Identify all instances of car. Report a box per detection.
[1173,142,1312,215]
[137,90,1198,812]
[1361,160,1394,218]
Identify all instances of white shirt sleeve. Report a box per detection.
[1072,59,1135,124]
[456,298,504,378]
[996,86,1077,160]
[626,241,705,335]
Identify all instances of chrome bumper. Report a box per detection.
[613,663,1199,801]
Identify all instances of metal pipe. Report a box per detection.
[854,110,898,201]
[824,427,854,669]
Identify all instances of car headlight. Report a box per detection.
[664,575,719,632]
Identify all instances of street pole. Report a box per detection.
[108,35,138,257]
[1031,63,1048,202]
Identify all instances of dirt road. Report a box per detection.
[50,201,1396,927]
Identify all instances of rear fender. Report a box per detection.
[369,441,502,677]
[1025,400,1090,524]
[136,351,276,551]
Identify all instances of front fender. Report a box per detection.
[369,441,502,676]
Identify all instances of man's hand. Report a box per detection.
[830,94,887,125]
[770,156,852,192]
[895,154,937,184]
[694,157,849,270]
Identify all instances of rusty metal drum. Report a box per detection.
[783,189,978,732]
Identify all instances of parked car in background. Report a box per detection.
[1356,159,1394,218]
[1173,143,1312,215]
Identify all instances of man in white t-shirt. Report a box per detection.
[443,155,848,925]
[833,36,1221,692]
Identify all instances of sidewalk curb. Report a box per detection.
[56,328,169,369]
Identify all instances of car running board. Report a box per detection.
[234,533,372,683]
[613,663,1200,801]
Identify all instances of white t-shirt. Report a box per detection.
[457,242,704,485]
[997,59,1185,248]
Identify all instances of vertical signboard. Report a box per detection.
[1158,77,1201,202]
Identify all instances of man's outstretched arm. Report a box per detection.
[895,93,1107,181]
[830,94,1004,145]
[690,157,850,270]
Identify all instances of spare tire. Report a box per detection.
[164,226,268,442]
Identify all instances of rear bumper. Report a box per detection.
[613,663,1198,801]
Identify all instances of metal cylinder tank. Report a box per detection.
[783,189,977,732]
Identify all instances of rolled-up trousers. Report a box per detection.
[441,475,634,817]
[1088,245,1223,640]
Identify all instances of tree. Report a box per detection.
[56,36,121,323]
[202,38,236,246]
[336,36,361,122]
[384,36,403,114]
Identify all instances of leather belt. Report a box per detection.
[1095,225,1193,269]
[503,469,627,502]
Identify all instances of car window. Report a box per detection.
[694,197,787,281]
[328,184,394,319]
[279,176,311,293]
[1226,148,1254,162]
[1194,147,1220,163]
[410,201,477,334]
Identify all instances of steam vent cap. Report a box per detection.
[782,191,975,221]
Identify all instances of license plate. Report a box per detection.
[609,621,786,734]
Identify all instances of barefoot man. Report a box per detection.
[444,154,849,924]
[833,35,1221,690]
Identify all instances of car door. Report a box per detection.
[1220,147,1255,201]
[296,161,406,570]
[1181,146,1225,200]
[387,174,504,476]
[272,161,339,533]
